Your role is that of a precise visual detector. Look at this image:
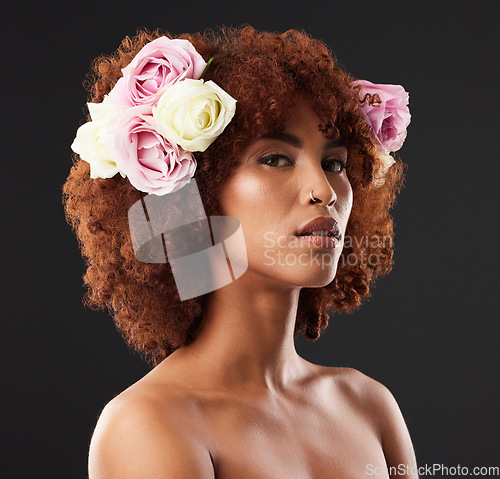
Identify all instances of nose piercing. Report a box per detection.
[310,190,319,203]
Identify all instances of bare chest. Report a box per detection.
[197,394,389,479]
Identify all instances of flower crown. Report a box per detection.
[352,79,411,186]
[71,36,237,196]
[71,36,410,194]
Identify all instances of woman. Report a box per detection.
[63,25,416,478]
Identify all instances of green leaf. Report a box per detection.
[200,57,214,80]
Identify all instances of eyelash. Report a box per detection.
[258,154,349,173]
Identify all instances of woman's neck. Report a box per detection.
[170,270,308,394]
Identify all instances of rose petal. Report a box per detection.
[353,79,410,153]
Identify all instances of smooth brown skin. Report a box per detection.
[88,99,418,478]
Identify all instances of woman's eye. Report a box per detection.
[258,155,348,172]
[323,159,348,173]
[259,155,293,167]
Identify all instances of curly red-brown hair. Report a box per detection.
[62,25,405,367]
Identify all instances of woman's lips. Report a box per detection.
[296,216,341,239]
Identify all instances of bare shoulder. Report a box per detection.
[88,385,215,479]
[327,367,418,477]
[327,366,398,412]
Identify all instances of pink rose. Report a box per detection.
[108,37,207,107]
[352,79,411,153]
[110,106,197,195]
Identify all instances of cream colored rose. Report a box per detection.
[152,78,237,152]
[71,95,126,179]
[372,152,396,187]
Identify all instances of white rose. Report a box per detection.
[71,95,126,179]
[372,152,396,187]
[152,78,237,152]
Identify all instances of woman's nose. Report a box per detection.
[302,163,337,207]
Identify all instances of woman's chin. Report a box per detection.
[275,266,339,289]
[297,270,338,288]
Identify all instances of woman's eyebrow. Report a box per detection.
[257,132,346,150]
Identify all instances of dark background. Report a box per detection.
[3,0,499,477]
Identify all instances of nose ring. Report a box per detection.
[310,190,319,203]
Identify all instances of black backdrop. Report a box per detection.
[3,1,499,477]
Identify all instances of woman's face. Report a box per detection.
[218,98,353,288]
